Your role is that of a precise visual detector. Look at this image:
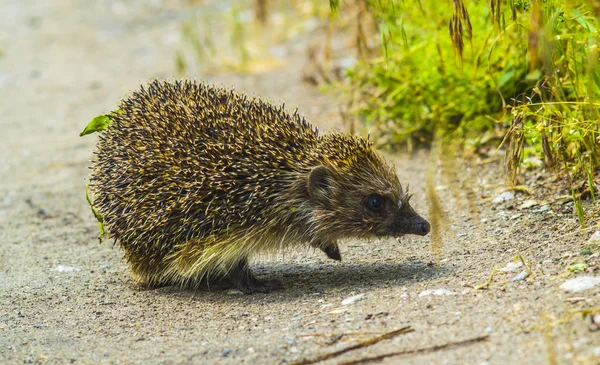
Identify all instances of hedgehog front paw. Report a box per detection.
[311,241,342,261]
[322,243,342,261]
[229,260,283,294]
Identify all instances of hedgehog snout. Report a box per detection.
[415,217,430,236]
[388,209,431,237]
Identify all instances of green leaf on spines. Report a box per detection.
[79,110,123,137]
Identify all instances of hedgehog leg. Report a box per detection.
[311,241,342,261]
[228,259,283,294]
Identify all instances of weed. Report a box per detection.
[330,0,599,225]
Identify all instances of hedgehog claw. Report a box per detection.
[229,260,283,294]
[322,243,342,261]
[311,241,342,261]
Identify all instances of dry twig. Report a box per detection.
[335,335,490,365]
[288,326,414,365]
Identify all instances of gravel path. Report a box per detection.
[1,1,599,364]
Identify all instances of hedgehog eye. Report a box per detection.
[365,194,385,213]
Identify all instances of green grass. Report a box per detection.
[330,0,599,224]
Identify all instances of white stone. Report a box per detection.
[500,262,522,273]
[589,231,600,244]
[54,265,77,272]
[510,271,529,282]
[492,191,514,203]
[418,289,454,297]
[341,294,365,305]
[559,276,600,292]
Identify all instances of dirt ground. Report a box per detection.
[1,1,599,364]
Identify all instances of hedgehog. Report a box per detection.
[89,80,430,293]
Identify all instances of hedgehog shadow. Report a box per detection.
[267,261,453,297]
[153,261,454,302]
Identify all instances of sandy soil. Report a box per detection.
[1,1,599,364]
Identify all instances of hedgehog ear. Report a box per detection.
[307,165,333,202]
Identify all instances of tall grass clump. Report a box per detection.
[331,0,599,223]
[502,2,600,192]
[335,0,533,148]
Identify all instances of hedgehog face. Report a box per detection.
[307,164,430,239]
[361,193,431,237]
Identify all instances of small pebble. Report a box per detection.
[510,271,529,282]
[589,231,600,244]
[222,348,233,357]
[591,314,600,330]
[518,200,538,209]
[418,289,454,297]
[559,276,600,292]
[492,191,514,204]
[54,265,76,272]
[532,205,551,213]
[500,262,522,273]
[341,294,365,305]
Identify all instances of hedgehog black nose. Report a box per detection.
[417,219,430,236]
